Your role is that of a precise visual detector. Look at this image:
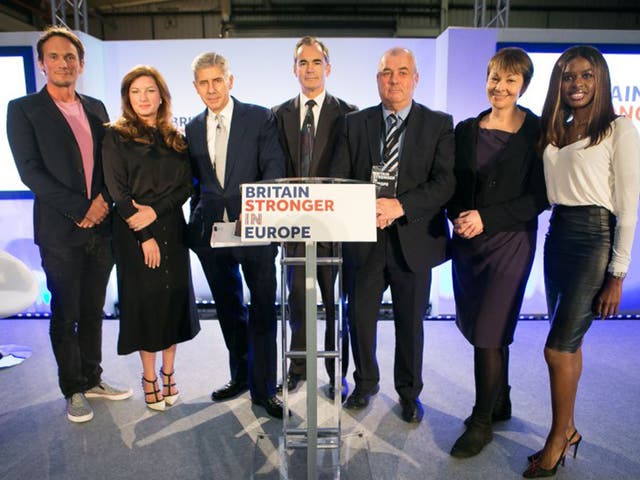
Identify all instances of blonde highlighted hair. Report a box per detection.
[539,45,616,151]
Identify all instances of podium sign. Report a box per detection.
[240,182,376,243]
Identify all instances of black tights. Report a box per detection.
[474,346,509,419]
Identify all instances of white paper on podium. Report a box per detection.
[210,222,270,248]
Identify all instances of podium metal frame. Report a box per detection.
[280,239,344,479]
[243,176,373,479]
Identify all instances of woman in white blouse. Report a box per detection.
[524,46,640,478]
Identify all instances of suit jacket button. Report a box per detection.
[489,180,497,188]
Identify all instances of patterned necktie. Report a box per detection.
[214,114,227,187]
[382,113,399,172]
[300,99,316,177]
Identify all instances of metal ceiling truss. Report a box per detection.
[474,0,510,28]
[49,0,89,32]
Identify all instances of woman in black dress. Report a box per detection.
[103,65,199,411]
[448,47,547,457]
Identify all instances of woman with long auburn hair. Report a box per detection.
[103,65,200,411]
[524,46,639,477]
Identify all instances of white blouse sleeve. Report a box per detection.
[609,117,640,274]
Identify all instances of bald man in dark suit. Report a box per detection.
[332,47,455,423]
[273,36,357,401]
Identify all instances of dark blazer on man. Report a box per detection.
[185,97,285,402]
[186,97,285,248]
[332,101,456,272]
[272,92,357,386]
[273,92,357,178]
[447,107,548,234]
[7,86,113,399]
[331,100,455,402]
[7,87,112,247]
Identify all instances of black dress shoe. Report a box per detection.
[345,384,379,410]
[252,395,289,419]
[328,377,349,402]
[400,398,424,423]
[276,372,306,393]
[211,380,248,401]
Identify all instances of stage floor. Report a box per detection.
[1,319,639,479]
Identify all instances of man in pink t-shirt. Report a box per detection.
[7,26,132,423]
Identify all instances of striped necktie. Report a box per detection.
[382,113,399,172]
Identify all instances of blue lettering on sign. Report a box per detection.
[244,225,311,239]
[244,185,310,198]
[612,85,640,102]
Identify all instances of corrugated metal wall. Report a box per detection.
[2,0,639,39]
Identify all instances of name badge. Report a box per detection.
[371,165,397,198]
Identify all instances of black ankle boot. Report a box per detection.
[463,385,512,426]
[451,409,493,458]
[492,385,511,421]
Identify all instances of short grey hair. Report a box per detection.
[378,47,418,74]
[191,52,231,80]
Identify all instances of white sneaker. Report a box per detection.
[85,381,133,401]
[67,393,94,423]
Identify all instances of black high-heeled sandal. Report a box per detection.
[160,367,179,406]
[528,429,581,463]
[522,438,569,478]
[142,376,165,411]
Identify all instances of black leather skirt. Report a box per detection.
[544,205,614,352]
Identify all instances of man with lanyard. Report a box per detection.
[331,47,455,423]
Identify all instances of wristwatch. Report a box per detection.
[609,271,626,279]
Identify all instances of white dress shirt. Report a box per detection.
[206,97,235,175]
[299,90,325,130]
[206,98,234,220]
[543,116,640,273]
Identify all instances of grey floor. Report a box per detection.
[1,318,639,480]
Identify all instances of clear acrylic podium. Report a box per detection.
[280,238,344,447]
[240,178,376,479]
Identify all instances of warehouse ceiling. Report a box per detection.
[1,1,639,39]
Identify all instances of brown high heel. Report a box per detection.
[527,429,581,463]
[160,367,179,406]
[142,376,165,411]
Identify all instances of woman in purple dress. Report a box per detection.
[448,47,547,458]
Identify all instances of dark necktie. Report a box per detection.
[383,114,399,172]
[300,99,316,177]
